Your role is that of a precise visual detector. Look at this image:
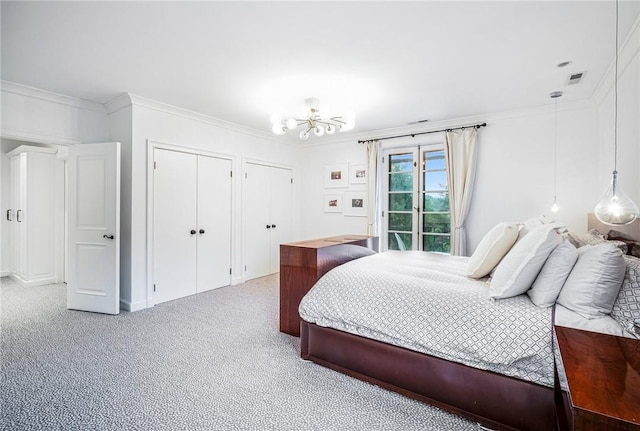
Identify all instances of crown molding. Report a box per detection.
[119,93,295,147]
[591,13,640,106]
[0,80,106,113]
[104,93,133,115]
[0,127,81,146]
[297,97,596,148]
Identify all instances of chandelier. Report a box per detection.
[270,97,355,140]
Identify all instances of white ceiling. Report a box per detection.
[2,1,639,141]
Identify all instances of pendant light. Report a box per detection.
[550,91,562,213]
[594,0,639,225]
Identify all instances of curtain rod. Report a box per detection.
[357,122,487,144]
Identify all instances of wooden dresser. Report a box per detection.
[555,325,640,431]
[279,235,379,337]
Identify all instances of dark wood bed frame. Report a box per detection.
[301,320,556,431]
[299,216,640,430]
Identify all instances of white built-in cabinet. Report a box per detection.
[152,148,232,304]
[7,145,60,287]
[243,162,293,280]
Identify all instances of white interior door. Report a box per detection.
[243,163,271,280]
[269,167,293,274]
[196,155,232,292]
[153,148,197,304]
[67,142,120,314]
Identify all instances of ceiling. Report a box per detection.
[2,1,639,141]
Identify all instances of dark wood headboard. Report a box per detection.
[587,213,640,242]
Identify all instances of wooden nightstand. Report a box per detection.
[555,325,640,431]
[279,235,378,337]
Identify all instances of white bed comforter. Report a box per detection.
[299,251,554,387]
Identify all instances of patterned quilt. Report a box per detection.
[299,251,554,387]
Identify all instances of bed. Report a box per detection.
[298,216,640,431]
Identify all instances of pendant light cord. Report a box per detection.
[553,96,558,199]
[614,0,619,173]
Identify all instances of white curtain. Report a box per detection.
[444,128,478,256]
[366,140,380,236]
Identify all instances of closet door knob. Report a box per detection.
[6,209,12,221]
[266,225,271,229]
[271,224,276,229]
[103,234,114,240]
[199,229,205,234]
[190,230,197,235]
[16,210,22,223]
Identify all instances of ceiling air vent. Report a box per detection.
[567,71,586,85]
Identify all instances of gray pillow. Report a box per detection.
[528,240,578,307]
[557,243,626,319]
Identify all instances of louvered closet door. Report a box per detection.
[153,148,198,304]
[196,155,232,292]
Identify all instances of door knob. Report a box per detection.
[190,230,197,235]
[103,234,114,240]
[271,224,276,228]
[199,229,205,234]
[266,225,271,229]
[6,209,11,221]
[16,210,22,222]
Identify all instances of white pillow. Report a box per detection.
[516,217,543,242]
[557,243,626,319]
[490,224,561,299]
[527,240,578,307]
[466,222,519,279]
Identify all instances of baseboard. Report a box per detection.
[9,274,56,287]
[120,298,148,312]
[0,270,10,278]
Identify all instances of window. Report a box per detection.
[382,146,450,253]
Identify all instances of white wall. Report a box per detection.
[596,23,640,211]
[0,81,110,276]
[297,102,601,255]
[122,95,300,311]
[298,140,369,239]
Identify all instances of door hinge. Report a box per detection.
[230,171,233,178]
[291,178,293,184]
[153,284,156,292]
[154,161,157,169]
[245,172,248,179]
[244,265,247,271]
[229,268,232,275]
[382,210,385,217]
[414,161,417,167]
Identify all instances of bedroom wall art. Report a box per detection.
[323,163,349,188]
[343,191,367,217]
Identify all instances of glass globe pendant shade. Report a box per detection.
[550,197,559,213]
[325,124,335,135]
[314,125,325,136]
[299,130,310,140]
[594,171,639,225]
[271,123,286,135]
[286,118,298,130]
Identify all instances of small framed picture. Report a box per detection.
[343,191,367,217]
[324,163,349,188]
[350,164,367,184]
[323,194,343,213]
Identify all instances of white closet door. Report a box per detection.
[196,155,232,292]
[269,167,293,274]
[153,148,197,304]
[243,163,271,280]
